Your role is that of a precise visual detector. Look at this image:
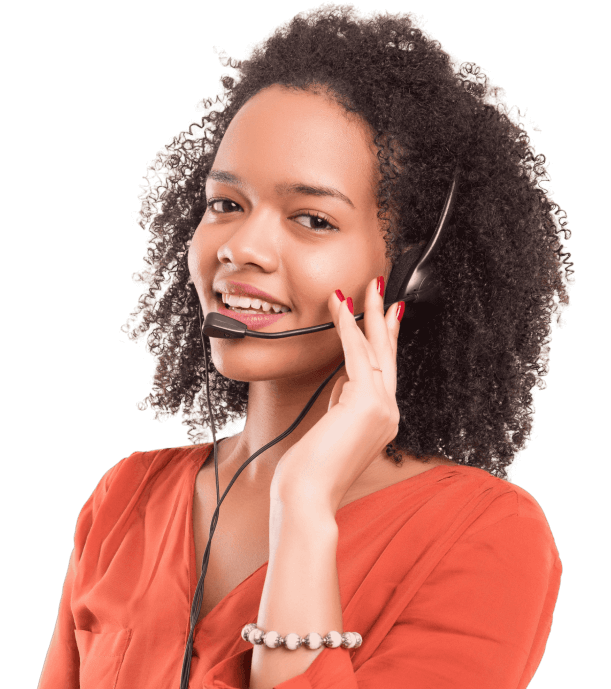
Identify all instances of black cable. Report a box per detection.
[179,316,345,688]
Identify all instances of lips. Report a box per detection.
[215,295,290,330]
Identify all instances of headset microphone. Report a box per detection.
[180,166,460,688]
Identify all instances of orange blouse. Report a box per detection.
[37,443,562,689]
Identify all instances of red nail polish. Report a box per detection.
[377,275,385,297]
[347,297,354,315]
[335,289,345,302]
[396,301,405,322]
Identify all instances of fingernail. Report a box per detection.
[347,297,354,315]
[335,289,345,302]
[396,301,405,322]
[377,275,385,297]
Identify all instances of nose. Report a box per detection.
[216,206,281,273]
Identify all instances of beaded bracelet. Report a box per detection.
[241,623,362,650]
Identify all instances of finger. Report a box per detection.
[334,292,383,391]
[362,275,391,350]
[386,300,403,365]
[380,298,403,381]
[360,275,397,396]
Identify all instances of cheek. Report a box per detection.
[188,223,215,288]
[295,237,383,312]
[187,240,198,283]
[187,231,200,285]
[294,244,355,313]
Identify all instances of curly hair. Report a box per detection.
[122,5,572,481]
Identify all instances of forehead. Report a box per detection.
[212,84,379,205]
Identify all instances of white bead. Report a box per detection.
[341,632,356,648]
[304,632,323,650]
[252,628,264,644]
[264,631,280,648]
[353,632,363,648]
[284,633,302,650]
[248,628,260,644]
[324,630,342,648]
[241,623,257,641]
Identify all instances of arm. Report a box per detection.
[204,502,562,689]
[249,280,401,689]
[250,503,344,689]
[37,547,81,689]
[37,459,126,688]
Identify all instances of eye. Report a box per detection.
[292,212,338,232]
[207,198,242,214]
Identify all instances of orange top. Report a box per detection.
[38,443,562,689]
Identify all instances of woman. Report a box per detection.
[38,6,568,689]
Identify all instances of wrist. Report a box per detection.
[269,501,339,544]
[271,462,341,518]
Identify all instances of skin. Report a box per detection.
[187,84,457,687]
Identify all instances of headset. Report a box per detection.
[179,166,460,688]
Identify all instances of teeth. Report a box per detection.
[221,292,290,313]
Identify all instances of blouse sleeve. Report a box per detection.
[37,546,82,689]
[37,460,127,689]
[203,502,562,689]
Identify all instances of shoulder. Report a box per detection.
[72,443,213,558]
[444,466,559,559]
[86,443,213,515]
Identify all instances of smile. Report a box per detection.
[215,296,290,330]
[219,292,291,314]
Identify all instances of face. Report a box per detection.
[188,84,389,384]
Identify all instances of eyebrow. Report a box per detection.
[205,170,355,209]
